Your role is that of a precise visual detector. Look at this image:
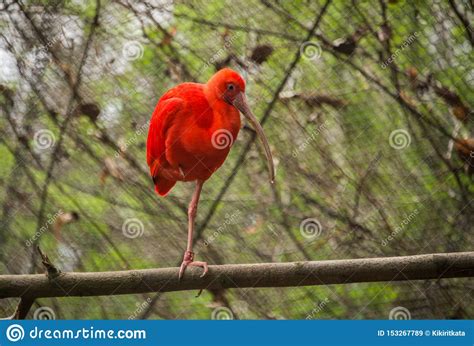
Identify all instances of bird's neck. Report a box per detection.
[204,84,241,137]
[211,105,241,138]
[203,82,221,107]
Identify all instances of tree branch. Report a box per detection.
[1,252,473,299]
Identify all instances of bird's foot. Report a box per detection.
[178,251,208,279]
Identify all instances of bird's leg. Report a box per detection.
[179,180,208,279]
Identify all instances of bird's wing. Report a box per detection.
[146,97,184,177]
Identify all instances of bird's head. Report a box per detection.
[207,68,275,184]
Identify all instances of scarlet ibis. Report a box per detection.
[146,68,275,278]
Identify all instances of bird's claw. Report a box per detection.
[178,251,208,279]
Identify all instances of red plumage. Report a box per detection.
[147,72,243,196]
[146,68,274,278]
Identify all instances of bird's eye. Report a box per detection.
[227,84,235,91]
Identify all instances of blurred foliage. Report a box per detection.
[0,0,473,319]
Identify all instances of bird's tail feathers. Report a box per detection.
[153,177,176,196]
[149,160,176,196]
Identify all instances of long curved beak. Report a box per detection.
[233,92,275,184]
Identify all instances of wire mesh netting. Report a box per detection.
[0,0,473,319]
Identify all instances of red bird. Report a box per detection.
[146,68,275,278]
